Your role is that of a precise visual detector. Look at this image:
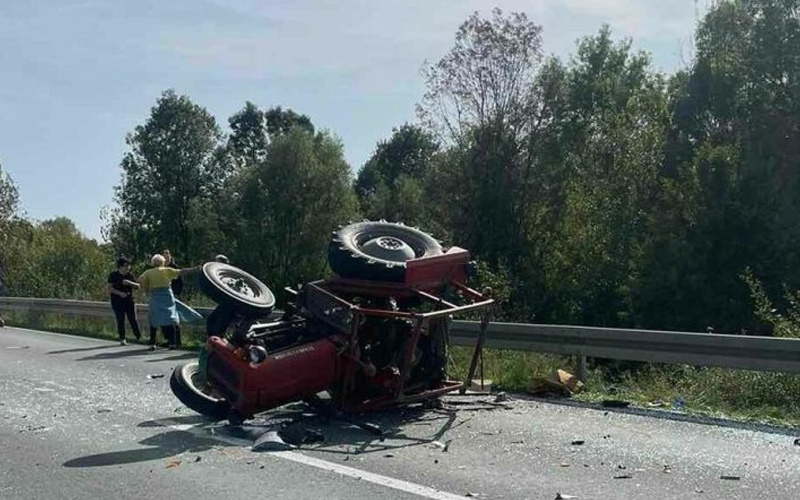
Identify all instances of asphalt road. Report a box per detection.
[1,326,799,500]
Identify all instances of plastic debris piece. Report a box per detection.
[252,431,294,452]
[555,494,578,500]
[614,474,633,479]
[720,475,740,481]
[148,374,165,379]
[570,440,585,446]
[165,460,182,469]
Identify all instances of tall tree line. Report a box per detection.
[4,0,797,335]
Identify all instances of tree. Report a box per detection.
[227,101,268,171]
[265,106,315,137]
[222,127,358,288]
[633,0,800,332]
[543,27,669,326]
[3,218,109,300]
[0,160,19,222]
[0,161,23,294]
[419,8,543,143]
[418,9,565,321]
[355,124,439,225]
[107,90,224,264]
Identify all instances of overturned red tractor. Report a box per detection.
[170,221,493,425]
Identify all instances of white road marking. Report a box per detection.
[166,421,467,500]
[272,450,468,500]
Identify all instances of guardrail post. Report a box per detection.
[577,355,587,382]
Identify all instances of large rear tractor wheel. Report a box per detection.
[328,221,443,282]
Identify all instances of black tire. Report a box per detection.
[328,221,443,282]
[170,361,231,421]
[198,262,275,317]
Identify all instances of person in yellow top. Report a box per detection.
[139,254,198,350]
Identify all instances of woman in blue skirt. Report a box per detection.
[138,254,200,350]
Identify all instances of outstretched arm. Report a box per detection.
[122,279,140,289]
[179,267,200,277]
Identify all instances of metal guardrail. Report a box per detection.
[0,297,213,319]
[449,322,800,374]
[3,296,800,375]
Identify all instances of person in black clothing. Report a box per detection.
[107,257,141,345]
[149,249,184,347]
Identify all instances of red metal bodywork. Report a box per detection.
[202,248,493,418]
[206,335,339,417]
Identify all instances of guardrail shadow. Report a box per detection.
[522,395,800,436]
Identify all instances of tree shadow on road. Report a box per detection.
[145,352,197,363]
[76,347,155,361]
[47,345,118,355]
[62,430,229,468]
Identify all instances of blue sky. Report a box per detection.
[0,0,702,240]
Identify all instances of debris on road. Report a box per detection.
[465,492,480,497]
[720,475,741,481]
[570,440,585,446]
[647,399,668,408]
[96,409,112,414]
[430,439,452,452]
[252,431,294,452]
[4,346,29,350]
[794,438,800,446]
[663,464,672,474]
[147,374,165,379]
[614,474,633,479]
[601,400,631,408]
[302,429,325,444]
[555,494,578,499]
[194,456,202,462]
[528,370,584,396]
[384,453,395,458]
[165,460,182,469]
[494,392,509,403]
